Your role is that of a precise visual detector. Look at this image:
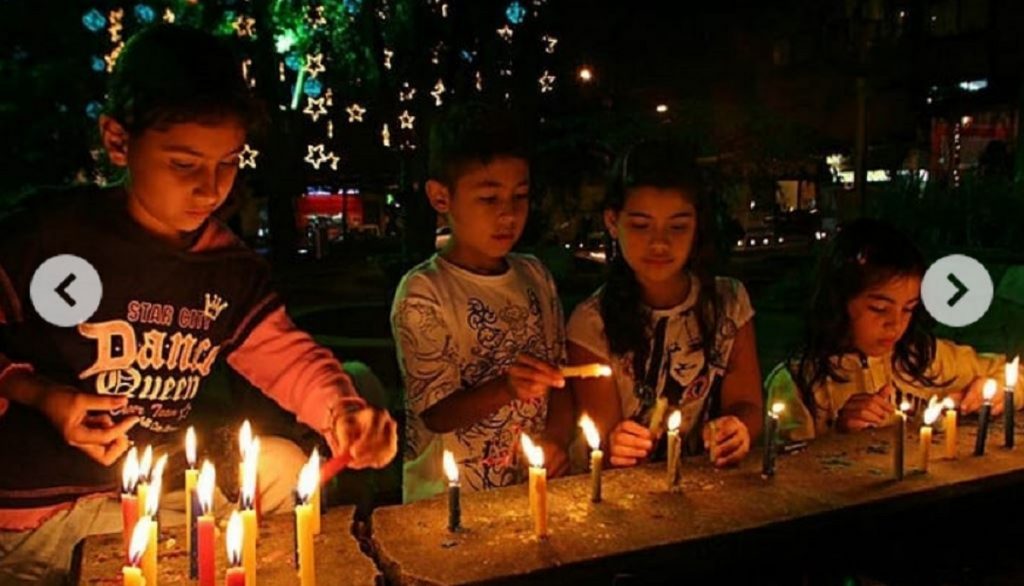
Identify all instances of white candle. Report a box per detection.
[560,363,612,379]
[920,396,942,473]
[579,415,602,503]
[666,411,682,488]
[521,434,547,538]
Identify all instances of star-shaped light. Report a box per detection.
[327,120,334,139]
[475,71,483,92]
[382,123,391,147]
[399,110,415,130]
[346,103,366,123]
[304,53,326,78]
[303,96,328,122]
[312,6,327,26]
[232,15,256,38]
[383,48,394,70]
[305,144,326,169]
[104,44,124,73]
[239,144,259,169]
[539,70,555,93]
[542,35,558,54]
[399,83,416,102]
[497,24,513,42]
[430,80,445,106]
[162,8,175,23]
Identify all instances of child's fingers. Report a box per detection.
[618,420,654,440]
[507,365,562,389]
[78,393,130,413]
[609,455,638,467]
[67,416,138,445]
[714,437,750,467]
[515,355,565,388]
[613,427,653,451]
[714,433,746,458]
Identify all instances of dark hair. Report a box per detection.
[427,102,531,188]
[599,139,722,376]
[105,24,263,135]
[795,218,938,412]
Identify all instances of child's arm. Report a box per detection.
[226,306,397,469]
[709,321,763,466]
[420,354,564,434]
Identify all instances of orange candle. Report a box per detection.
[240,438,260,586]
[310,448,321,535]
[197,460,217,586]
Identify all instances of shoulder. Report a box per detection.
[508,253,556,284]
[567,288,605,336]
[710,276,754,322]
[393,256,445,305]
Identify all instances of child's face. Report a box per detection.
[428,156,530,264]
[103,116,246,240]
[605,186,697,285]
[846,275,922,357]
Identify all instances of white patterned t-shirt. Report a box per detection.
[566,276,754,450]
[391,254,565,503]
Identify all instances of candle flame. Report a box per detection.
[520,433,545,468]
[771,402,786,416]
[1006,356,1020,388]
[122,447,139,493]
[241,437,260,507]
[185,427,196,468]
[899,401,911,413]
[138,445,153,483]
[942,397,956,411]
[596,364,612,377]
[667,410,682,432]
[923,395,943,426]
[144,454,167,517]
[983,378,998,401]
[239,420,252,458]
[128,516,152,566]
[579,414,600,450]
[197,460,216,515]
[296,453,319,502]
[226,510,243,567]
[443,450,459,483]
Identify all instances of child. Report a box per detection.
[765,218,1022,440]
[565,139,763,468]
[0,25,396,583]
[391,103,567,503]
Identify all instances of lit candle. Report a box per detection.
[443,450,460,532]
[238,421,261,523]
[894,401,910,480]
[241,437,260,586]
[943,397,958,459]
[121,447,140,564]
[142,454,167,586]
[294,457,318,586]
[559,363,612,379]
[762,402,785,478]
[521,434,548,538]
[123,517,151,586]
[197,460,217,586]
[975,378,997,456]
[648,396,669,438]
[185,427,198,579]
[225,510,246,586]
[920,396,942,473]
[137,445,153,514]
[309,448,321,536]
[580,415,602,503]
[1005,356,1018,449]
[666,411,682,488]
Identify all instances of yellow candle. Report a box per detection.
[185,427,197,560]
[667,411,682,488]
[943,397,958,459]
[521,434,548,538]
[123,517,151,586]
[310,448,321,535]
[240,437,260,586]
[242,508,257,586]
[239,420,252,494]
[920,396,941,473]
[560,363,612,378]
[295,457,318,586]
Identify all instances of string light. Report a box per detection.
[398,110,415,130]
[475,71,483,92]
[383,48,394,70]
[382,123,391,147]
[162,8,174,23]
[239,144,259,169]
[538,70,555,93]
[542,35,558,54]
[431,80,445,106]
[399,83,416,102]
[346,103,366,122]
[497,25,514,42]
[304,53,326,78]
[232,15,256,37]
[303,96,328,122]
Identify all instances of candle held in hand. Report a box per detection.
[560,363,612,379]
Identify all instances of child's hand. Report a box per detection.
[956,377,1006,416]
[505,354,564,402]
[333,405,398,469]
[837,384,895,431]
[608,420,653,467]
[702,416,750,467]
[37,384,138,466]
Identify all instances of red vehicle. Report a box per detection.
[295,189,364,239]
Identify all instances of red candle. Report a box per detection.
[225,510,246,586]
[121,447,140,563]
[197,461,217,586]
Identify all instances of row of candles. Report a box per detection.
[119,421,324,586]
